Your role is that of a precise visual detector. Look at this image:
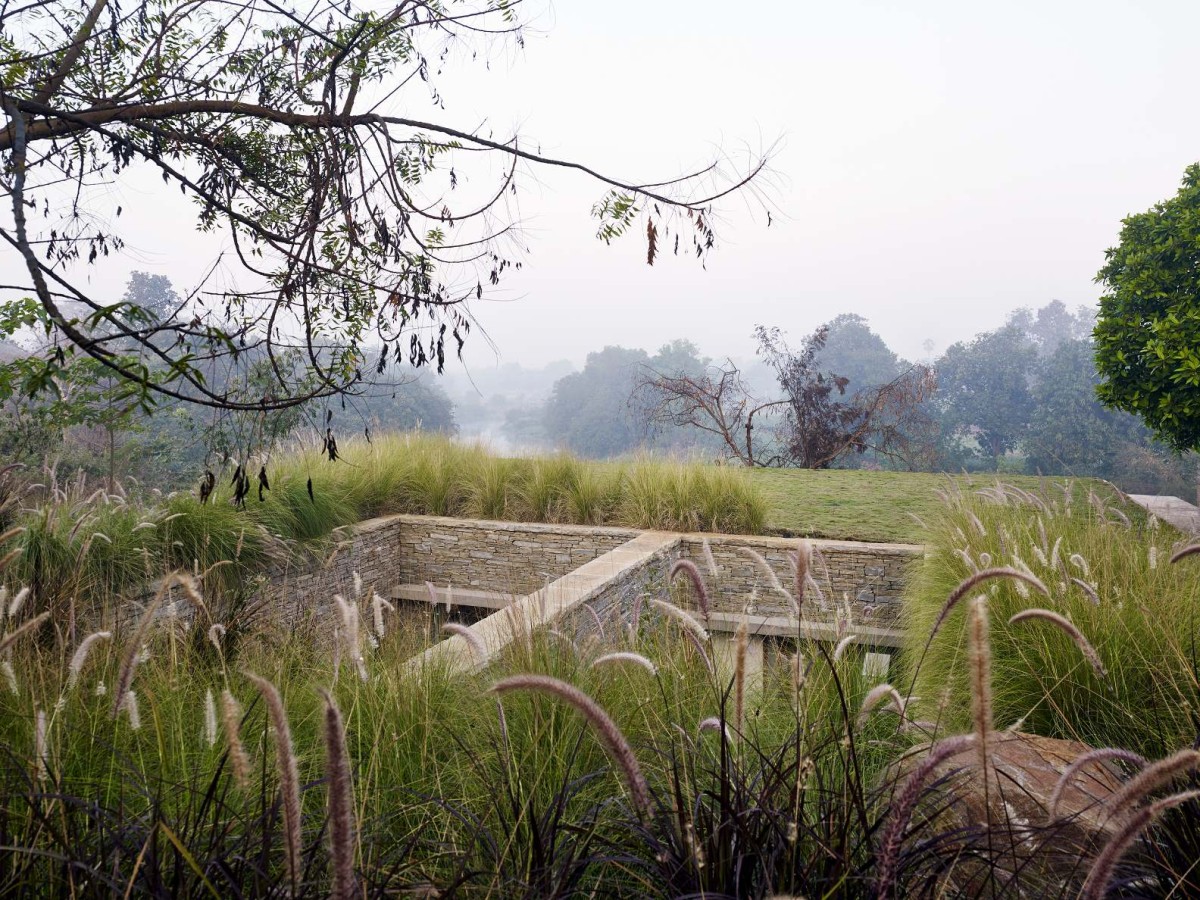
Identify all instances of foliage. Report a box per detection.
[0,0,765,418]
[1095,163,1200,452]
[544,346,650,458]
[813,313,906,389]
[543,342,714,458]
[1024,338,1148,477]
[935,323,1037,465]
[904,482,1200,757]
[757,324,936,469]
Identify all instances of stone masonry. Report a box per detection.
[256,514,922,644]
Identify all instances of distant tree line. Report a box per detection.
[0,273,458,490]
[5,272,1194,499]
[515,302,1195,498]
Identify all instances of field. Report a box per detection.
[750,468,1140,542]
[0,439,1195,897]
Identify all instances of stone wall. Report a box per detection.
[677,534,923,629]
[393,515,640,595]
[260,514,409,624]
[252,514,921,640]
[257,514,642,623]
[568,540,677,641]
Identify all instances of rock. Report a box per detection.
[880,731,1131,897]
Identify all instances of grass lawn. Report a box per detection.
[749,468,1136,542]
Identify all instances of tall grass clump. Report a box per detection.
[903,480,1200,756]
[0,434,767,618]
[0,539,937,898]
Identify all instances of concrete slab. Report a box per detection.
[409,531,681,676]
[1128,494,1200,535]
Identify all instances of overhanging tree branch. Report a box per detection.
[0,0,772,422]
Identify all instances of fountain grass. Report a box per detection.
[0,586,904,896]
[903,480,1200,757]
[0,433,767,620]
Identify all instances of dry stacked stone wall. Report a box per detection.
[259,514,410,624]
[394,515,640,595]
[677,534,922,630]
[250,514,921,637]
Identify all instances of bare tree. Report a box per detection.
[639,325,937,469]
[636,361,787,466]
[0,0,769,419]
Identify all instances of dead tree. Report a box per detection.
[636,361,786,466]
[639,326,937,469]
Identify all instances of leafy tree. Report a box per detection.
[1008,299,1094,357]
[352,373,457,436]
[1024,338,1146,477]
[0,0,765,421]
[124,273,180,322]
[544,341,712,458]
[813,313,904,389]
[935,324,1036,468]
[544,347,650,458]
[1094,163,1200,453]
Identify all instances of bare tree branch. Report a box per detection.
[0,0,771,420]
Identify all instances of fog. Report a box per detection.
[13,0,1200,380]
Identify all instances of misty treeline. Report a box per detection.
[486,301,1194,497]
[3,279,1194,499]
[0,272,458,490]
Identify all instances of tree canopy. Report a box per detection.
[935,324,1036,465]
[544,341,710,458]
[1094,163,1200,452]
[639,324,935,469]
[813,313,905,389]
[0,0,766,424]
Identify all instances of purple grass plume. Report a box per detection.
[319,689,357,900]
[489,674,652,820]
[670,558,711,626]
[245,672,303,893]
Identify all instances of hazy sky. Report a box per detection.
[36,0,1200,375]
[435,0,1200,370]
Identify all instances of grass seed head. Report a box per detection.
[1008,608,1107,681]
[648,598,709,644]
[319,689,357,900]
[441,622,486,663]
[244,672,302,891]
[670,558,711,625]
[1081,789,1200,900]
[221,689,252,790]
[1046,748,1148,823]
[591,651,657,676]
[489,674,652,820]
[67,631,111,691]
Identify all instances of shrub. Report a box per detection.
[903,481,1200,757]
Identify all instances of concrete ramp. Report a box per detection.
[409,531,680,676]
[1128,494,1200,535]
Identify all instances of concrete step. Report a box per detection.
[1128,494,1200,535]
[706,610,904,648]
[408,530,681,676]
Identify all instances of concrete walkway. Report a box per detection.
[409,530,681,676]
[1128,494,1200,535]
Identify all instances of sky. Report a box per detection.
[26,0,1200,376]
